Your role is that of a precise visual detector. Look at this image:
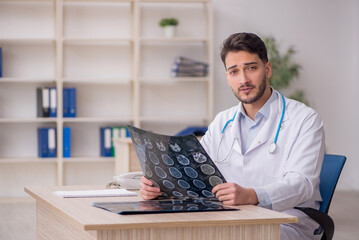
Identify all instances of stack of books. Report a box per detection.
[171,56,209,77]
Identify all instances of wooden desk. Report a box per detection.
[25,185,297,240]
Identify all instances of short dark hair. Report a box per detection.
[220,32,268,67]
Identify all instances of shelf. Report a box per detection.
[0,118,57,123]
[0,158,57,163]
[63,77,132,85]
[63,38,132,45]
[141,37,208,43]
[0,38,55,44]
[63,0,133,2]
[0,0,213,197]
[0,77,55,83]
[63,117,133,123]
[63,157,115,163]
[140,0,209,3]
[139,116,209,123]
[140,77,209,84]
[0,0,54,2]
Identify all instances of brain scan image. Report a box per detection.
[133,132,142,145]
[192,152,207,163]
[128,125,226,200]
[169,141,181,152]
[144,136,153,149]
[155,140,166,152]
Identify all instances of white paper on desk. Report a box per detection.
[53,189,137,198]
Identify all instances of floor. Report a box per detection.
[0,191,358,240]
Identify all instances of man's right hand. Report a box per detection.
[139,176,162,200]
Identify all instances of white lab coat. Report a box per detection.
[200,90,325,212]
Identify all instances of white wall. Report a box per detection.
[212,0,359,190]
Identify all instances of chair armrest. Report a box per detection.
[295,207,334,240]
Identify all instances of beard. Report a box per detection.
[232,75,267,104]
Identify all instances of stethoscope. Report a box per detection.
[216,92,286,163]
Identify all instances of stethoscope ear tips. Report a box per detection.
[268,143,276,154]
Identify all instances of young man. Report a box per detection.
[140,32,325,239]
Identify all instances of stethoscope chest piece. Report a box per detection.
[268,142,277,154]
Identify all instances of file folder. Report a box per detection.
[37,128,48,158]
[63,88,69,117]
[43,88,50,117]
[47,128,56,158]
[36,88,44,117]
[111,127,128,156]
[49,87,57,117]
[63,127,71,158]
[101,127,112,157]
[63,88,76,118]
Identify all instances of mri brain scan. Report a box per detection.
[128,125,226,200]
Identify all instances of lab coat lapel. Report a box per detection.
[246,91,288,154]
[228,104,243,154]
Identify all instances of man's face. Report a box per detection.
[225,51,271,104]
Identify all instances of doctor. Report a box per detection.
[140,32,325,240]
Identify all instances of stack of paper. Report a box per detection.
[54,189,137,198]
[171,56,209,77]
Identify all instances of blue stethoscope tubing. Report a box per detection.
[269,92,285,154]
[219,92,286,159]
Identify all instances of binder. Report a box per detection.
[63,127,71,158]
[100,127,112,157]
[47,128,56,158]
[63,88,76,118]
[49,87,57,117]
[36,88,44,117]
[37,128,48,157]
[0,47,2,78]
[111,127,128,157]
[42,88,50,117]
[69,88,77,117]
[63,88,69,117]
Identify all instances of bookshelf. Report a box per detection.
[0,0,213,198]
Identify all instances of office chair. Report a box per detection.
[296,154,347,240]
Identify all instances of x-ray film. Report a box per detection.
[93,199,237,215]
[127,125,227,200]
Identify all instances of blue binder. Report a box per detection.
[63,88,76,117]
[42,87,50,117]
[38,128,48,158]
[47,127,56,158]
[63,88,69,117]
[69,88,76,117]
[100,127,112,157]
[63,127,71,158]
[176,126,208,136]
[49,87,57,117]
